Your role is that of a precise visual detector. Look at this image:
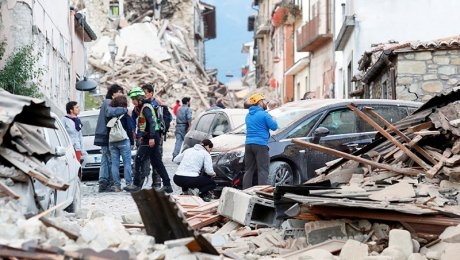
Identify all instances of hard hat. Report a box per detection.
[128,87,144,98]
[248,93,265,105]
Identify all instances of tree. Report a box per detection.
[0,41,44,97]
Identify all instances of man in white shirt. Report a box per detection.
[173,139,216,201]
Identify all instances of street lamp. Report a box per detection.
[108,40,118,80]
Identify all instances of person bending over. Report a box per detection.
[173,139,216,202]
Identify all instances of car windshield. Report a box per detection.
[230,107,314,135]
[80,114,99,137]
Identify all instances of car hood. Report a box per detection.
[211,133,246,153]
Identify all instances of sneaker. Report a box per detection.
[123,184,140,192]
[163,185,173,193]
[201,194,212,202]
[111,186,122,192]
[199,191,213,202]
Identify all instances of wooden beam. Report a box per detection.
[0,181,20,199]
[407,121,434,133]
[364,107,437,165]
[291,139,422,176]
[348,103,431,171]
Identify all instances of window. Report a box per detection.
[46,129,61,149]
[287,113,323,138]
[318,109,356,135]
[358,106,409,132]
[81,115,99,136]
[211,114,230,135]
[195,113,215,133]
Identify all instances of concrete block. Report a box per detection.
[296,248,335,260]
[439,225,460,243]
[408,253,428,260]
[441,243,460,260]
[339,239,368,259]
[281,219,307,239]
[388,229,413,257]
[305,220,347,245]
[381,246,406,260]
[364,256,392,260]
[217,187,280,227]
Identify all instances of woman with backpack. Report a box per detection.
[108,95,135,192]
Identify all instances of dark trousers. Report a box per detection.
[173,175,216,194]
[148,136,171,187]
[133,144,150,187]
[243,144,269,189]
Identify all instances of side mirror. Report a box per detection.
[312,127,330,144]
[55,146,67,157]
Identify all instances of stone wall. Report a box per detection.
[395,49,460,102]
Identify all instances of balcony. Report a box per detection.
[296,15,333,52]
[255,15,271,38]
[335,15,355,51]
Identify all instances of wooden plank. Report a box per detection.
[292,139,422,176]
[426,149,452,178]
[364,107,437,165]
[0,181,20,199]
[407,121,434,133]
[413,130,441,136]
[305,205,460,236]
[187,214,221,229]
[349,103,431,171]
[28,199,72,222]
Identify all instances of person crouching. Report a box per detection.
[173,139,216,202]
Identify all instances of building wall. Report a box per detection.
[337,0,460,98]
[393,49,460,102]
[0,0,78,115]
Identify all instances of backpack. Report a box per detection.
[107,114,128,143]
[153,105,172,140]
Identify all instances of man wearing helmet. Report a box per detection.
[124,87,173,193]
[243,93,278,189]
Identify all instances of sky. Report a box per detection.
[204,0,255,84]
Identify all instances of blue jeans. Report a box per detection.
[173,125,187,158]
[98,146,112,187]
[109,139,133,187]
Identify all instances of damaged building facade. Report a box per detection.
[352,38,460,102]
[0,0,96,115]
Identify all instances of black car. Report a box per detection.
[210,99,422,189]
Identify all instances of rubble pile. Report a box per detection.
[86,0,230,114]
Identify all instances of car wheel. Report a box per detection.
[268,161,298,186]
[65,180,81,213]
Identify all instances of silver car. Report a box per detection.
[32,112,82,213]
[79,110,135,178]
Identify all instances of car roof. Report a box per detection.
[79,109,100,117]
[280,99,423,110]
[202,108,247,115]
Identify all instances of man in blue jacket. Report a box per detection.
[243,93,278,189]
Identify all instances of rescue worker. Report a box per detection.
[124,87,173,193]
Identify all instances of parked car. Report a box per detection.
[79,110,136,178]
[181,109,247,152]
[32,112,82,213]
[210,99,422,190]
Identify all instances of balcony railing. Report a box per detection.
[255,15,271,38]
[296,15,333,52]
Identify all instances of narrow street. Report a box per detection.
[81,138,180,220]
